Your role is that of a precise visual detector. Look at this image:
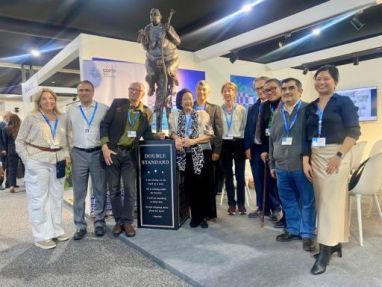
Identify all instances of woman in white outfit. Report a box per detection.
[16,88,70,249]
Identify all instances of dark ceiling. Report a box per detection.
[0,0,381,94]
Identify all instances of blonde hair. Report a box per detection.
[33,88,62,114]
[221,82,238,94]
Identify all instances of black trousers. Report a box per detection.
[184,150,216,224]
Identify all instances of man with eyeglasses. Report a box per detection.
[244,76,271,218]
[100,82,164,238]
[269,78,316,251]
[256,78,285,228]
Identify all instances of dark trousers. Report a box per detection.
[184,150,215,224]
[106,150,137,225]
[250,144,281,213]
[221,139,246,208]
[212,158,224,195]
[7,154,19,187]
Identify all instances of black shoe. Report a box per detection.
[273,220,285,229]
[200,220,208,228]
[311,244,331,275]
[313,243,342,258]
[302,238,316,252]
[73,229,87,240]
[190,221,199,228]
[276,231,301,242]
[94,226,105,237]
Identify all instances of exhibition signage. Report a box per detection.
[138,140,188,229]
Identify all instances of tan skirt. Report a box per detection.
[311,144,352,246]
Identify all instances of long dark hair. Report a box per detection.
[6,114,21,140]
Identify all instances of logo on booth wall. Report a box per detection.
[102,67,117,78]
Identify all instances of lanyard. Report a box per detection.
[185,114,192,136]
[281,101,302,136]
[268,104,276,128]
[128,109,140,127]
[223,105,236,132]
[195,104,206,111]
[317,106,324,137]
[41,113,58,140]
[79,102,98,128]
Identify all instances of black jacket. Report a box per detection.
[100,98,155,150]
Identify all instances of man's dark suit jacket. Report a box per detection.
[194,101,223,154]
[100,98,155,150]
[244,98,262,151]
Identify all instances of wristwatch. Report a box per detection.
[336,151,344,158]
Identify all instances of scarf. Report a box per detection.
[176,110,204,175]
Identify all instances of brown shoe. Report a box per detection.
[112,224,124,237]
[9,187,16,193]
[227,206,236,215]
[123,224,136,237]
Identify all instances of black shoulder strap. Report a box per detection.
[349,158,369,190]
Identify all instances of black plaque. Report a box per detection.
[138,140,188,229]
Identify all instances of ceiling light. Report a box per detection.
[312,28,321,36]
[303,67,309,75]
[30,49,41,57]
[278,40,284,48]
[242,4,252,12]
[350,16,365,31]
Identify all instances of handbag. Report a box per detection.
[56,160,66,179]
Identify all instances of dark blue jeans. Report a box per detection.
[221,139,245,208]
[275,168,316,239]
[250,144,281,212]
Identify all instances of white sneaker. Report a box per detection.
[54,234,70,242]
[34,240,57,250]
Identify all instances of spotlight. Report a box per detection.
[72,96,77,102]
[30,49,40,57]
[350,15,365,31]
[242,4,252,12]
[312,28,321,36]
[353,56,359,65]
[303,67,309,75]
[229,51,239,64]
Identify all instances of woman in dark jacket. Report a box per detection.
[3,114,22,193]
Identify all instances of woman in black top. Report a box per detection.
[303,65,360,275]
[3,114,22,193]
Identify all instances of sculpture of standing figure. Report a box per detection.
[138,8,181,131]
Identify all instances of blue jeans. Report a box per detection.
[275,168,316,239]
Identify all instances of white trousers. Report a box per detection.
[25,159,65,242]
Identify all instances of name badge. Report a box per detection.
[127,131,137,138]
[312,137,326,147]
[84,128,90,134]
[223,134,234,140]
[50,144,60,149]
[265,128,271,137]
[281,137,293,146]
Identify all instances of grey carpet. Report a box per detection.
[0,189,189,287]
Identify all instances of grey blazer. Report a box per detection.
[195,101,223,154]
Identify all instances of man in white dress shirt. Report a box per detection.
[66,80,109,240]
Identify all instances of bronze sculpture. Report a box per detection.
[138,8,181,131]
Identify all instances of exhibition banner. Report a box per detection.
[138,140,181,229]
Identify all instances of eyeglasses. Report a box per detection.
[129,87,143,93]
[263,86,278,94]
[255,87,264,92]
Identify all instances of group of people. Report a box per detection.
[13,64,360,276]
[0,110,22,193]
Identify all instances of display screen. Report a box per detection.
[336,87,377,121]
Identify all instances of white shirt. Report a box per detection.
[66,101,108,149]
[221,103,247,139]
